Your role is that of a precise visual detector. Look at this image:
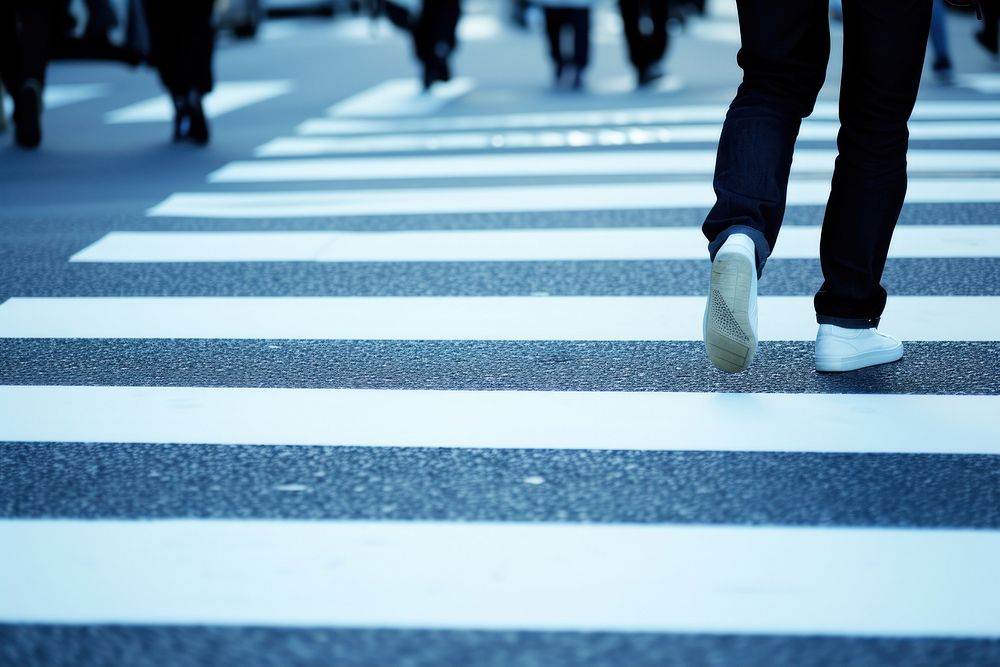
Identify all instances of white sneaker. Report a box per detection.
[815,324,904,372]
[704,233,758,373]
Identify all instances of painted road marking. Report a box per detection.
[105,81,293,124]
[0,386,998,454]
[0,296,994,341]
[70,226,1000,263]
[148,179,1000,218]
[2,520,998,633]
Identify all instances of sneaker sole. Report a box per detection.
[705,251,757,373]
[815,344,904,373]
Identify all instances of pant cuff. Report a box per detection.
[707,225,770,277]
[816,314,881,329]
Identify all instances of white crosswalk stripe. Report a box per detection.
[3,520,999,633]
[104,81,294,124]
[0,296,995,341]
[69,226,1000,263]
[148,179,1000,218]
[2,385,999,454]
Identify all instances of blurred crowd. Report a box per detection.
[2,0,999,151]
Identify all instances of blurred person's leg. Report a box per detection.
[143,0,214,144]
[648,0,669,66]
[543,8,567,85]
[415,0,460,89]
[701,0,829,373]
[928,0,953,81]
[977,0,999,55]
[9,0,59,148]
[619,0,648,77]
[815,0,931,330]
[569,7,590,88]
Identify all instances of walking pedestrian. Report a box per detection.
[975,0,999,57]
[411,0,462,89]
[701,0,933,374]
[619,0,670,88]
[540,0,592,90]
[929,0,955,82]
[142,0,216,145]
[0,1,61,149]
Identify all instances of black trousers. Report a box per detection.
[0,1,61,93]
[619,0,669,73]
[413,0,461,68]
[543,7,590,69]
[142,0,215,97]
[702,0,932,328]
[983,0,999,46]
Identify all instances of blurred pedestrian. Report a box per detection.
[975,0,998,57]
[142,0,215,145]
[541,0,592,90]
[702,0,932,374]
[929,0,955,82]
[414,0,461,89]
[0,1,61,149]
[619,0,670,88]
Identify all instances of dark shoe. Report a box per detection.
[637,63,664,89]
[975,29,999,56]
[187,92,209,145]
[172,95,191,142]
[932,55,954,84]
[14,80,42,149]
[172,92,209,145]
[570,68,584,91]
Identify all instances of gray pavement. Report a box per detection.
[2,1,1000,665]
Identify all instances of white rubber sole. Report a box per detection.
[705,249,758,373]
[815,344,904,373]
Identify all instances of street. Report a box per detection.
[1,1,1000,665]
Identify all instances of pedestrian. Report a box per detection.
[0,1,61,149]
[975,0,998,57]
[929,0,955,82]
[619,0,670,88]
[701,0,933,374]
[410,0,462,90]
[540,0,592,90]
[142,0,216,145]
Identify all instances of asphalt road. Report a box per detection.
[2,2,1000,665]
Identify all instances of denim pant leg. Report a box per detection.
[702,0,830,276]
[814,0,931,328]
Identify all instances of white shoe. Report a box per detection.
[815,324,904,372]
[704,233,758,373]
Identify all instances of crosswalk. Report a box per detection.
[3,71,1000,663]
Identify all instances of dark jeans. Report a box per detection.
[619,0,669,74]
[543,7,590,69]
[414,0,461,68]
[142,0,214,97]
[702,0,932,328]
[0,1,62,93]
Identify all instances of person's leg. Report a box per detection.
[648,0,670,65]
[10,0,58,148]
[619,0,647,74]
[543,7,566,82]
[0,2,21,94]
[928,0,953,80]
[570,8,590,72]
[702,0,829,373]
[815,0,931,329]
[144,0,213,143]
[703,0,830,272]
[977,0,999,54]
[177,0,215,96]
